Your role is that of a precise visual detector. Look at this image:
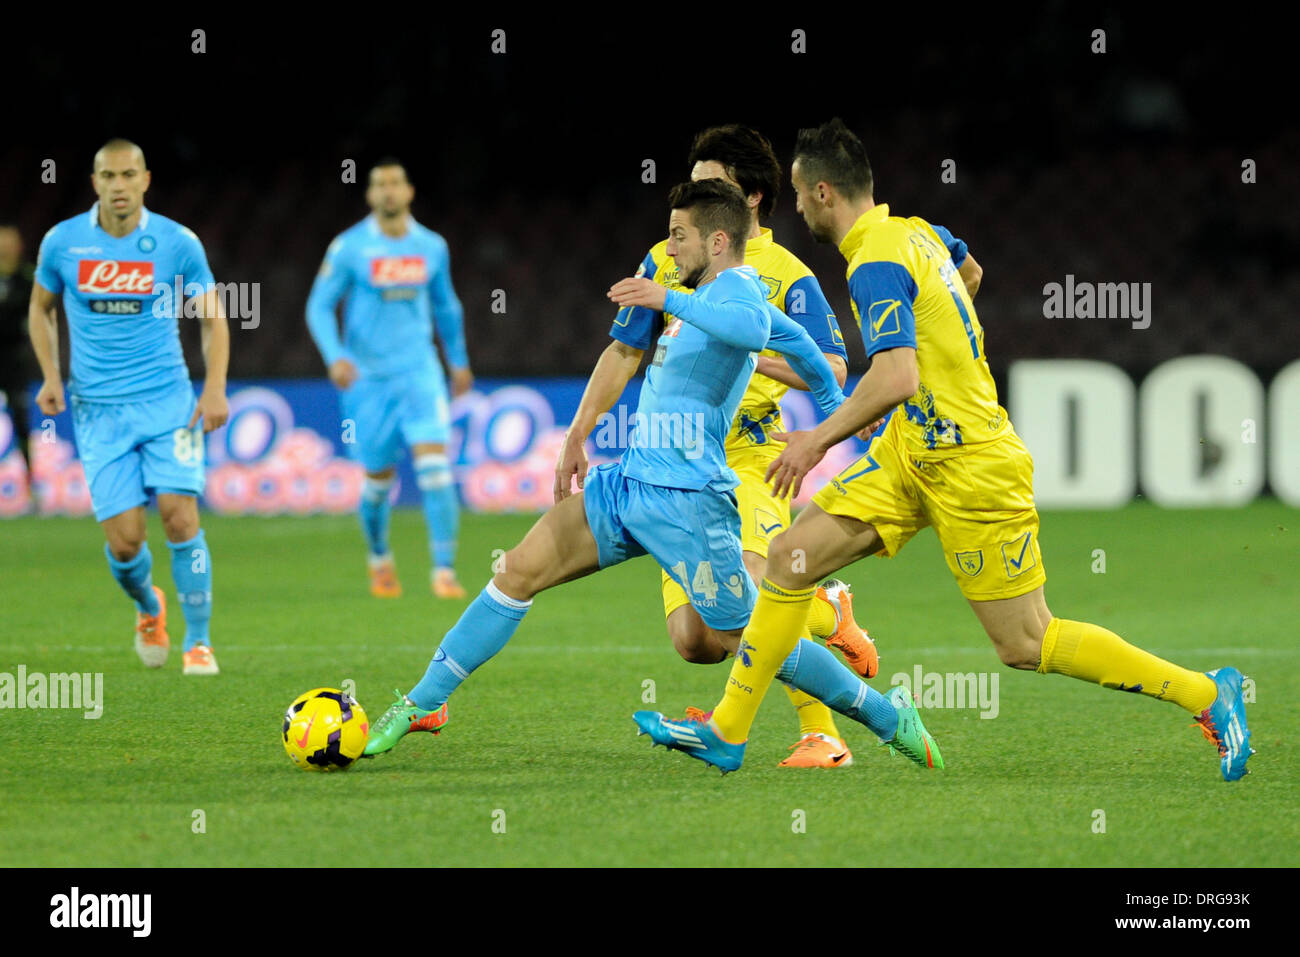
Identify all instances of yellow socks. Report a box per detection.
[713,580,816,742]
[784,682,842,739]
[804,592,837,638]
[1038,618,1217,714]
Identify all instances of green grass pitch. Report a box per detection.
[1,502,1295,867]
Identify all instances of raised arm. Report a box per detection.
[660,287,769,351]
[764,305,845,417]
[755,275,848,390]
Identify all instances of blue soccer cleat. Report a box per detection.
[633,707,746,774]
[1193,667,1254,781]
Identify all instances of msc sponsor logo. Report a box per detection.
[90,299,143,315]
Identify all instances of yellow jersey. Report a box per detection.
[839,204,1009,460]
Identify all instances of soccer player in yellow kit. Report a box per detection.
[642,119,1253,781]
[566,125,880,768]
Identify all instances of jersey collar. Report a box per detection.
[88,202,150,233]
[838,203,889,259]
[745,227,774,253]
[367,213,414,237]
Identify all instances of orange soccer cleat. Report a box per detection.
[432,567,467,600]
[779,732,854,769]
[182,644,220,676]
[369,558,403,598]
[134,585,170,668]
[816,579,879,678]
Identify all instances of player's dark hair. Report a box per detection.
[369,156,409,181]
[667,179,751,255]
[792,118,873,200]
[687,124,782,220]
[93,138,147,171]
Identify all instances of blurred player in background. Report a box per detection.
[582,125,879,769]
[28,139,228,675]
[0,225,36,473]
[307,158,472,600]
[363,180,882,760]
[645,119,1252,782]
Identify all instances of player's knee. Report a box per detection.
[492,547,543,601]
[106,536,144,562]
[161,509,199,543]
[765,531,816,589]
[991,628,1042,670]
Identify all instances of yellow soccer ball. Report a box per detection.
[282,688,369,771]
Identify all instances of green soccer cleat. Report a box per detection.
[882,685,943,769]
[362,690,449,757]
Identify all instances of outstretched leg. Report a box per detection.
[969,587,1251,780]
[364,491,601,755]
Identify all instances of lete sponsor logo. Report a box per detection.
[77,260,154,294]
[370,256,427,285]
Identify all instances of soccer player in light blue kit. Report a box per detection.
[307,158,472,600]
[364,180,902,760]
[28,139,229,675]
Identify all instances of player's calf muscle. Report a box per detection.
[667,608,727,663]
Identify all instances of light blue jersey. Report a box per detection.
[581,264,842,628]
[623,264,843,492]
[306,215,467,379]
[34,204,214,401]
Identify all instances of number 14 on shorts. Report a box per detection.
[671,561,744,602]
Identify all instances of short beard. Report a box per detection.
[806,218,834,244]
[679,260,708,289]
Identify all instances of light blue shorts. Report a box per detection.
[340,370,451,472]
[582,460,756,630]
[70,380,204,522]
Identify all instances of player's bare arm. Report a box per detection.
[766,346,919,498]
[190,289,230,433]
[28,282,65,415]
[754,352,848,390]
[328,357,358,389]
[554,339,644,502]
[959,253,982,299]
[449,366,474,397]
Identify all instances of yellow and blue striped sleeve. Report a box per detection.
[929,224,968,268]
[610,247,663,349]
[782,273,846,358]
[848,260,918,358]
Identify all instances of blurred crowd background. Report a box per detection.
[3,9,1296,384]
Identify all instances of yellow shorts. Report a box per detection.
[661,415,788,620]
[811,415,1046,601]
